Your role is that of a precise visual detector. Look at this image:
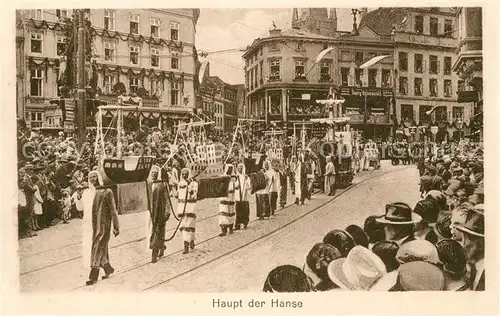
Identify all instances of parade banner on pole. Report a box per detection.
[430,126,439,135]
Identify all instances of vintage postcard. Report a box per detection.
[2,1,499,315]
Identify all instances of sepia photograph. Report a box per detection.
[8,3,496,306]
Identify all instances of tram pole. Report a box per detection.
[76,9,87,152]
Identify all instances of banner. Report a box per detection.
[430,126,439,135]
[312,124,327,139]
[197,175,231,199]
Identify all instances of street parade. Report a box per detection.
[14,7,487,296]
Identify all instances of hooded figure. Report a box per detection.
[255,161,271,219]
[85,170,120,286]
[218,164,236,237]
[176,167,198,254]
[146,165,171,263]
[234,163,251,230]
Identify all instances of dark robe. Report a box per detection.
[149,180,170,251]
[90,187,119,269]
[279,171,287,206]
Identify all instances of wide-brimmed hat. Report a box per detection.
[370,261,445,291]
[327,246,387,291]
[376,202,422,225]
[455,204,484,237]
[396,240,440,265]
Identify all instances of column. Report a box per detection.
[282,88,287,131]
[264,90,269,122]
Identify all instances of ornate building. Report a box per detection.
[452,7,482,141]
[360,7,474,142]
[16,9,200,130]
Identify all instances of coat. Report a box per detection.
[149,181,171,250]
[90,188,119,268]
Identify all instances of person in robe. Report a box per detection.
[255,161,271,220]
[85,170,120,286]
[147,165,171,263]
[234,163,251,230]
[289,156,297,195]
[218,164,236,237]
[176,168,198,254]
[279,164,288,209]
[324,156,336,196]
[266,160,280,216]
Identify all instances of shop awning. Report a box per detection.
[457,90,478,103]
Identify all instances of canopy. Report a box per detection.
[316,99,346,106]
[359,55,390,69]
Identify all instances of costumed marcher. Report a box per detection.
[279,164,288,209]
[294,153,309,205]
[218,164,236,237]
[176,168,199,254]
[71,185,85,219]
[255,161,271,220]
[324,156,336,196]
[306,152,315,199]
[266,160,280,216]
[147,165,171,263]
[234,163,251,230]
[289,156,297,195]
[85,170,120,286]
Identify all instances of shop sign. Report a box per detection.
[312,124,327,139]
[365,89,380,96]
[352,88,364,96]
[340,87,351,95]
[382,89,394,97]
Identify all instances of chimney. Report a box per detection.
[329,8,337,32]
[269,29,282,37]
[292,8,299,28]
[359,8,368,24]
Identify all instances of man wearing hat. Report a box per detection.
[377,203,422,246]
[454,204,484,291]
[419,165,443,197]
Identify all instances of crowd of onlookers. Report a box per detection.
[263,143,485,291]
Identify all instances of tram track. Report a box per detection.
[67,166,408,292]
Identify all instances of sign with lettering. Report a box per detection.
[312,124,327,139]
[352,89,363,96]
[365,89,380,96]
[382,89,394,97]
[64,98,76,128]
[340,88,351,95]
[197,175,231,199]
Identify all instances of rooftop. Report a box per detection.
[358,8,408,36]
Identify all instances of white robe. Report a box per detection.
[82,186,96,267]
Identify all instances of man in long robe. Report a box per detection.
[255,161,271,220]
[234,163,251,230]
[176,168,198,254]
[266,161,280,216]
[86,170,120,286]
[218,164,236,236]
[148,165,171,263]
[324,156,336,196]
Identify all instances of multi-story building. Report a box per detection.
[452,7,482,141]
[16,8,200,130]
[360,7,474,142]
[196,62,241,133]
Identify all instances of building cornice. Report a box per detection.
[452,51,483,72]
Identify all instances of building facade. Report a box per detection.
[360,7,474,142]
[197,62,241,133]
[452,7,482,141]
[16,8,200,129]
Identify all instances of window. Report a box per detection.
[458,80,465,92]
[382,69,391,88]
[355,52,364,63]
[368,69,377,87]
[104,41,115,61]
[150,18,160,37]
[444,79,452,97]
[414,78,423,96]
[430,17,439,36]
[104,10,115,31]
[444,19,453,38]
[429,79,438,97]
[341,68,350,86]
[355,69,363,86]
[269,60,280,80]
[103,75,115,94]
[419,106,432,123]
[171,82,179,105]
[129,76,140,93]
[30,33,43,53]
[452,107,464,120]
[56,36,66,56]
[435,107,447,122]
[414,54,423,73]
[259,60,263,82]
[444,57,452,75]
[130,14,140,35]
[269,91,282,114]
[171,52,179,69]
[401,104,414,121]
[30,69,43,96]
[415,15,423,34]
[429,55,439,74]
[29,112,43,127]
[297,41,304,51]
[170,22,179,40]
[320,62,331,81]
[130,45,140,65]
[399,76,408,95]
[31,9,43,20]
[399,52,408,71]
[151,48,160,67]
[56,9,68,19]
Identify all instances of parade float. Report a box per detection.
[309,89,359,188]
